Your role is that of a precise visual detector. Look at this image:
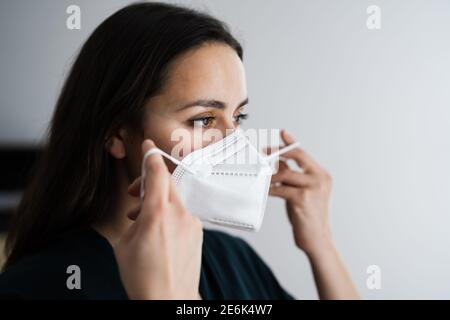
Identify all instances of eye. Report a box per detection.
[191,116,216,128]
[234,113,249,125]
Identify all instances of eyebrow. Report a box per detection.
[176,97,249,111]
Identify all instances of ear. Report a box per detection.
[105,127,127,159]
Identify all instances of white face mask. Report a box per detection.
[140,129,299,232]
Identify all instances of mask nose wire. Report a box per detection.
[265,141,301,162]
[140,147,196,199]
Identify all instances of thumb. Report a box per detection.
[127,176,142,198]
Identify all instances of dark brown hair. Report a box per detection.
[3,2,242,269]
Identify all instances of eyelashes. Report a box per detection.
[191,116,216,128]
[234,113,248,124]
[189,113,249,128]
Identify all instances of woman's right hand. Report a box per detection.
[113,140,204,300]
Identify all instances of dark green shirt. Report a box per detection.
[0,228,294,299]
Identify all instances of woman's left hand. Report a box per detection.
[268,130,334,256]
[269,134,360,300]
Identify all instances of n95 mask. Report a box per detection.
[140,129,299,232]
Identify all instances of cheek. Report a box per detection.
[124,142,144,180]
[164,159,177,174]
[141,115,223,173]
[156,138,195,174]
[142,118,189,173]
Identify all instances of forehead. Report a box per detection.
[155,42,247,108]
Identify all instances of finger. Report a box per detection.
[278,130,322,174]
[130,162,182,205]
[278,159,289,170]
[127,176,142,198]
[271,169,316,188]
[269,184,298,201]
[280,129,296,145]
[127,204,142,221]
[271,157,290,175]
[262,145,280,156]
[263,129,320,172]
[262,130,300,156]
[168,173,183,207]
[141,139,170,210]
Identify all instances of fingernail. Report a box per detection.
[284,130,294,140]
[142,139,155,151]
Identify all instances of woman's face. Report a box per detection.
[126,42,248,175]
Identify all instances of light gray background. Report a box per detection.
[1,0,449,299]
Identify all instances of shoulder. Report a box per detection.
[203,229,256,258]
[203,228,249,249]
[0,252,78,299]
[202,229,295,299]
[0,241,86,299]
[202,229,272,279]
[0,228,123,299]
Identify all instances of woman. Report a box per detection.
[0,2,359,299]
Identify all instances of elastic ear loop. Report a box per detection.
[265,141,301,162]
[140,147,196,199]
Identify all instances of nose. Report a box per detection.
[219,116,237,138]
[200,113,237,148]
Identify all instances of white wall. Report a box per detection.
[1,0,449,299]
